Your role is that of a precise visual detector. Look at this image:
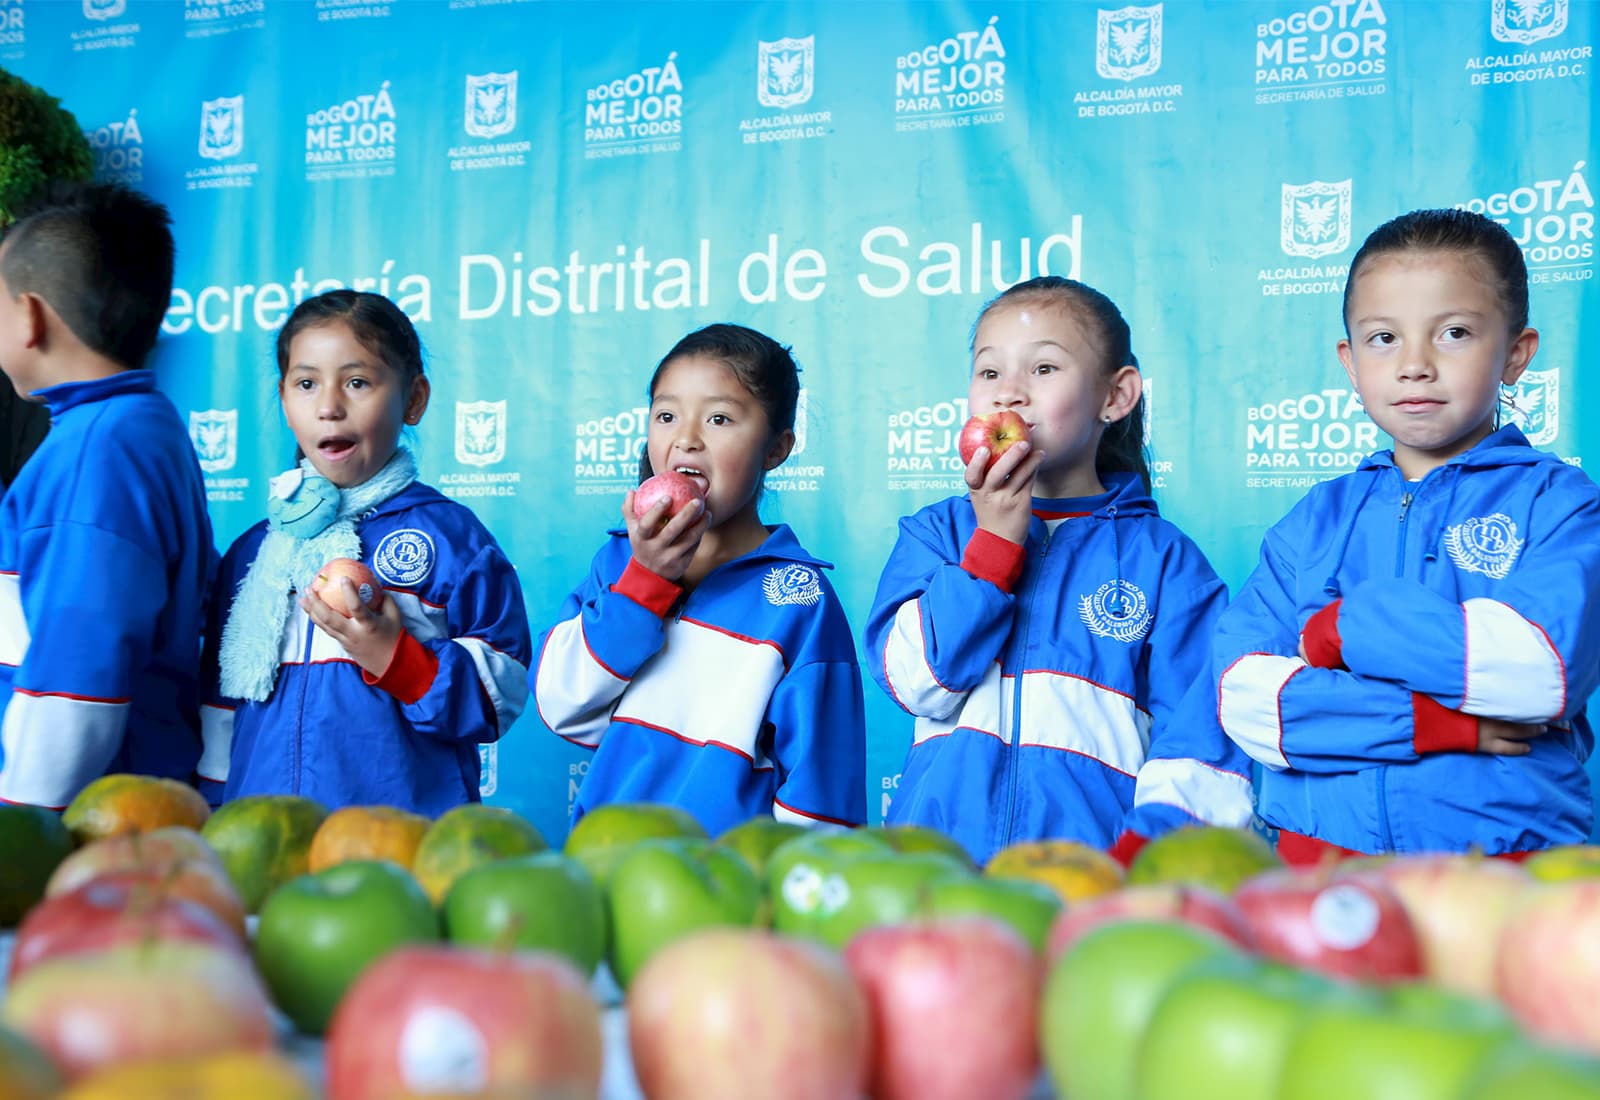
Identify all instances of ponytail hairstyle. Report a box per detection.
[972,276,1150,492]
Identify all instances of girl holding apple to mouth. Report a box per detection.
[199,290,532,815]
[534,323,867,836]
[865,276,1253,866]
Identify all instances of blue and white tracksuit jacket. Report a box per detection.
[201,482,532,816]
[866,472,1254,865]
[0,372,215,808]
[533,524,868,837]
[1213,425,1600,854]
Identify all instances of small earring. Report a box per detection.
[1499,382,1522,417]
[1101,414,1113,424]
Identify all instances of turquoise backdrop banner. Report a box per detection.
[12,0,1597,842]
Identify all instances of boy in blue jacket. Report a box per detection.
[1214,209,1600,861]
[0,183,214,808]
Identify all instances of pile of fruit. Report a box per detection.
[5,775,1600,1099]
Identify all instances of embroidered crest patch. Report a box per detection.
[1443,513,1522,579]
[1078,579,1153,643]
[373,528,437,587]
[763,564,822,607]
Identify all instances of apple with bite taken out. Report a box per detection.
[311,558,384,616]
[633,472,704,519]
[958,412,1030,470]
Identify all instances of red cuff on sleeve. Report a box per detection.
[610,558,683,618]
[363,630,439,705]
[960,529,1026,593]
[1107,830,1148,868]
[1300,600,1345,669]
[1412,693,1478,754]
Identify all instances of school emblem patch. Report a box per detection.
[1443,513,1522,579]
[374,528,436,587]
[763,564,822,607]
[1078,579,1153,643]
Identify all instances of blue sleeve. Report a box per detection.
[768,654,869,827]
[1122,555,1255,839]
[402,540,532,744]
[196,534,253,795]
[1214,514,1438,775]
[864,506,1016,719]
[531,539,672,746]
[1,521,164,806]
[1338,488,1600,725]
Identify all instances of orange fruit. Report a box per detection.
[201,795,328,913]
[0,804,75,927]
[985,839,1125,904]
[1126,825,1282,894]
[308,805,431,873]
[411,803,547,904]
[62,774,210,844]
[58,1050,316,1100]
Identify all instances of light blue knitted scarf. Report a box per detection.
[217,448,417,702]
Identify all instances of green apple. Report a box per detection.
[810,852,972,949]
[875,824,977,869]
[1126,825,1281,894]
[442,851,607,976]
[562,802,706,889]
[766,827,893,941]
[714,817,809,876]
[1277,981,1520,1100]
[1524,844,1600,883]
[919,873,1061,953]
[254,860,438,1035]
[0,1022,62,1100]
[1041,919,1244,1100]
[1135,955,1368,1100]
[607,838,761,988]
[1462,1043,1600,1100]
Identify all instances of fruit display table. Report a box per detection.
[0,930,651,1099]
[2,928,1061,1098]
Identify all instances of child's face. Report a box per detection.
[1338,249,1537,481]
[280,320,427,488]
[970,300,1113,497]
[645,354,784,529]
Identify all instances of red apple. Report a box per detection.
[44,828,248,940]
[1496,880,1600,1051]
[1047,883,1255,961]
[628,927,869,1100]
[1364,856,1529,997]
[9,872,246,982]
[46,826,224,894]
[311,558,384,616]
[324,944,602,1100]
[957,411,1030,469]
[845,918,1041,1100]
[1233,868,1423,982]
[0,941,275,1081]
[632,471,705,519]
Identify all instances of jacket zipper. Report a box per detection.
[1376,486,1415,851]
[294,607,313,796]
[1002,522,1050,848]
